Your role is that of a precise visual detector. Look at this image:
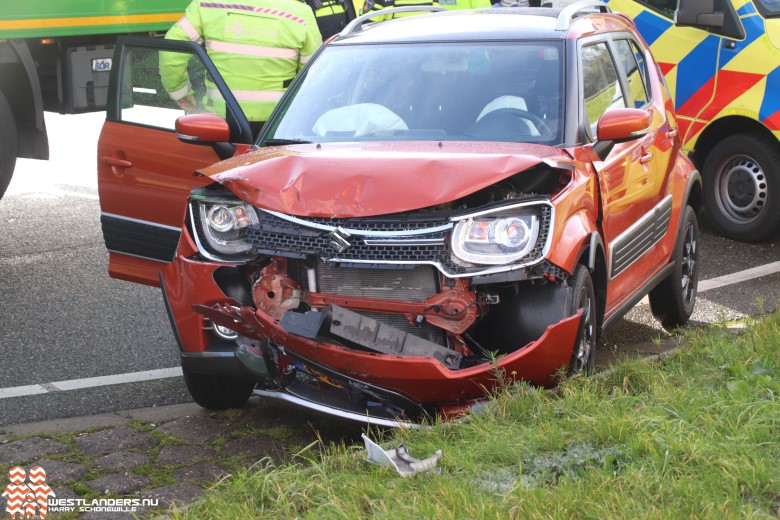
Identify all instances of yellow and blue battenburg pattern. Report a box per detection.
[607,0,780,151]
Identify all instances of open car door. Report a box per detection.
[98,37,253,286]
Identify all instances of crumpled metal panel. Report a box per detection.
[198,141,573,217]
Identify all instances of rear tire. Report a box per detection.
[0,91,17,200]
[567,264,597,375]
[182,367,254,410]
[649,205,699,330]
[702,133,780,242]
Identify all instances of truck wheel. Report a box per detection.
[567,264,597,375]
[702,133,780,241]
[182,367,254,410]
[649,205,699,330]
[0,91,17,200]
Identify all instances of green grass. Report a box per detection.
[168,314,780,520]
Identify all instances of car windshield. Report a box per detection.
[262,42,564,146]
[755,0,780,16]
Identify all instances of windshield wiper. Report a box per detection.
[263,138,314,145]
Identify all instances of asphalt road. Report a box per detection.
[1,112,778,427]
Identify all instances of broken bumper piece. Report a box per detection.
[363,433,442,476]
[193,301,582,423]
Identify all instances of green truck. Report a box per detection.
[0,0,190,199]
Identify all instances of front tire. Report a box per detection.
[702,133,780,242]
[567,264,597,375]
[649,205,699,330]
[0,91,17,200]
[182,367,254,410]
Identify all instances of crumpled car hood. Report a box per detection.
[199,141,573,217]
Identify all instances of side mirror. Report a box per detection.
[175,113,231,144]
[676,0,724,29]
[592,108,651,160]
[597,108,651,142]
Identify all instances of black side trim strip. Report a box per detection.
[101,214,180,263]
[603,261,674,330]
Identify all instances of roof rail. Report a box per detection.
[555,0,611,31]
[340,6,447,37]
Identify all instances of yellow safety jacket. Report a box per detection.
[161,0,322,122]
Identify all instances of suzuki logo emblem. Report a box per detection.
[328,227,352,253]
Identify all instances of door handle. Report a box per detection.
[100,155,133,175]
[640,152,654,164]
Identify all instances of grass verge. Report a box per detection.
[168,314,780,519]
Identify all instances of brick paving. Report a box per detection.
[0,400,365,518]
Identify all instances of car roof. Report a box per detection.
[330,7,609,45]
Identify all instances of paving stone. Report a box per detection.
[26,458,88,483]
[74,428,159,456]
[92,450,150,471]
[144,482,205,511]
[223,433,286,464]
[172,463,231,484]
[155,416,233,443]
[50,486,79,501]
[85,473,149,495]
[157,445,216,465]
[0,437,69,464]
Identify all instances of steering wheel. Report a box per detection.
[470,108,554,140]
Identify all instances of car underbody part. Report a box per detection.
[362,434,442,477]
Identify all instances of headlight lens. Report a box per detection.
[195,200,258,258]
[451,214,539,265]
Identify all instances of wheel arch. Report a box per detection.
[690,115,779,171]
[581,232,607,338]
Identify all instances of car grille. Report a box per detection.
[243,206,552,277]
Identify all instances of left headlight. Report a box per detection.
[191,198,258,260]
[451,212,540,265]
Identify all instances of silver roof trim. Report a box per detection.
[555,0,611,31]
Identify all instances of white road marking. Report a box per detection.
[698,261,780,292]
[0,261,778,400]
[0,368,182,400]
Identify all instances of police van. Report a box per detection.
[606,0,780,241]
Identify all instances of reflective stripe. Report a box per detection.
[168,81,192,101]
[177,16,204,44]
[299,54,313,64]
[206,40,299,59]
[200,2,308,25]
[207,88,284,102]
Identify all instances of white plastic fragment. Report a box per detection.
[362,433,442,477]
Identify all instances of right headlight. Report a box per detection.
[191,196,258,260]
[451,204,547,265]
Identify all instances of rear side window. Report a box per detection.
[614,39,650,109]
[581,42,626,137]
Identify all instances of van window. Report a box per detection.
[637,0,676,18]
[755,0,780,17]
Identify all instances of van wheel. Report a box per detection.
[567,264,597,375]
[182,367,254,410]
[702,133,780,242]
[0,91,17,199]
[649,205,699,330]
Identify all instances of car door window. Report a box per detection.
[614,39,650,109]
[118,46,225,130]
[637,0,676,18]
[581,42,626,138]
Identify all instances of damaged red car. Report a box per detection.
[98,2,701,426]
